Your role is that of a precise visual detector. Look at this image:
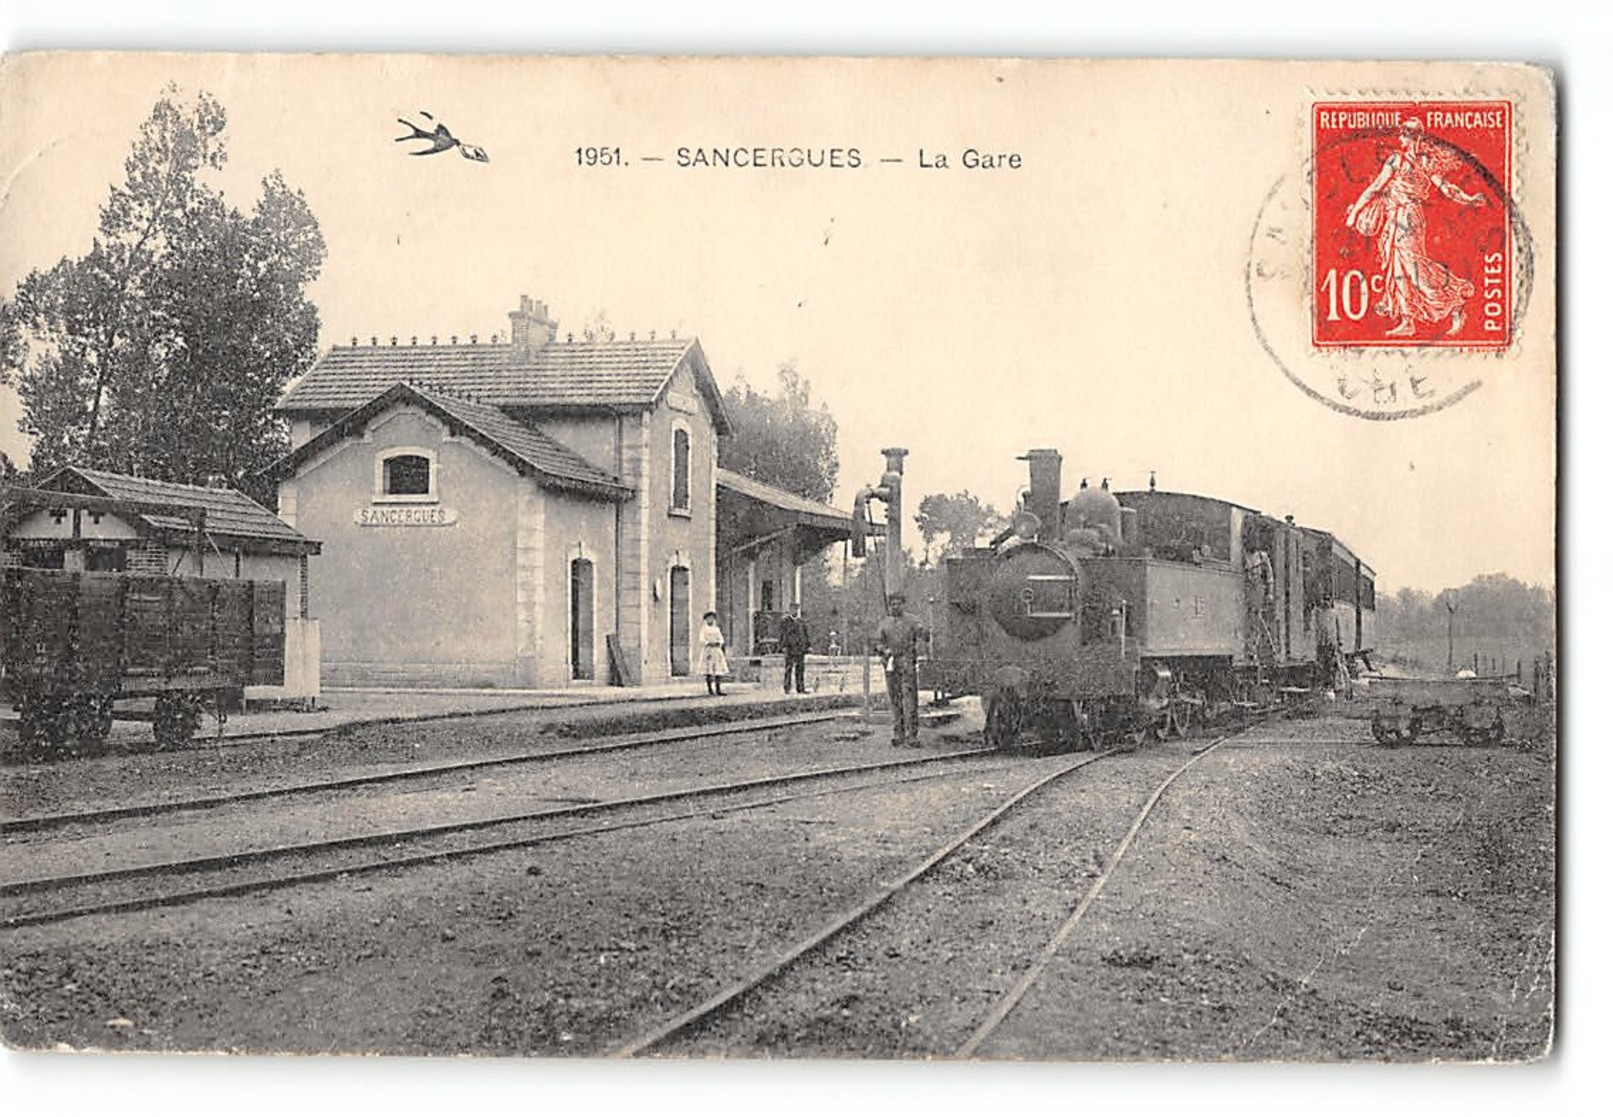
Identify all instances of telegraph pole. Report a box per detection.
[1446,597,1458,673]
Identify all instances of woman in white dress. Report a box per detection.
[696,611,729,696]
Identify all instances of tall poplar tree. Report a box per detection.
[0,89,325,502]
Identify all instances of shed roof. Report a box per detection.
[21,467,319,553]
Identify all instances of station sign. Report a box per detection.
[354,505,459,527]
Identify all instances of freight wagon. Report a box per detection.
[1,567,285,758]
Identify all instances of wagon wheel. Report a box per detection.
[66,695,114,752]
[1166,700,1192,739]
[15,693,70,759]
[1463,715,1507,747]
[1371,716,1419,747]
[153,693,203,750]
[983,691,1024,750]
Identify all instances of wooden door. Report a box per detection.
[669,565,691,676]
[571,558,594,680]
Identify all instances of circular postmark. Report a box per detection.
[1247,105,1536,421]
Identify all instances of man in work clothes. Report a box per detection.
[876,591,928,748]
[779,602,810,694]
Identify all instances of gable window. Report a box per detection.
[375,448,438,502]
[670,427,691,514]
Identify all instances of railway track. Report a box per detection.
[1,708,852,834]
[0,739,1005,929]
[609,724,1250,1058]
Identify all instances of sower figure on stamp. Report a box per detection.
[1344,118,1488,338]
[779,602,810,694]
[875,591,929,748]
[697,610,729,697]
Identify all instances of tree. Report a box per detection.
[913,490,1006,565]
[718,363,838,503]
[0,89,326,503]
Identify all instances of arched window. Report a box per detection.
[375,448,438,502]
[671,427,691,513]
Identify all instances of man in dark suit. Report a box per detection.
[779,602,810,694]
[876,592,929,747]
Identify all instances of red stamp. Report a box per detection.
[1312,101,1512,349]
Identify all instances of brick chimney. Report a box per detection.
[507,295,558,357]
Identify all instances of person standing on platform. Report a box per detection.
[779,602,810,694]
[875,591,928,748]
[697,610,729,696]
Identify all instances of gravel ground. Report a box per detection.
[0,706,1555,1061]
[0,693,858,821]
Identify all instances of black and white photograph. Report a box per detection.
[0,31,1576,1101]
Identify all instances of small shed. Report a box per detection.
[1,467,323,704]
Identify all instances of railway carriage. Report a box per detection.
[926,449,1375,749]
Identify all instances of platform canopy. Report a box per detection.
[716,469,852,561]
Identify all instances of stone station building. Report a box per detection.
[269,297,730,689]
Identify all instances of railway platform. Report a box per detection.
[0,654,890,750]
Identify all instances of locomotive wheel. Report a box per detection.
[153,693,203,750]
[984,691,1024,750]
[1166,701,1192,739]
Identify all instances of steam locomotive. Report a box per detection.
[926,450,1376,749]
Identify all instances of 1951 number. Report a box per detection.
[576,147,624,166]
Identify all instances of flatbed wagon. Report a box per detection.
[1,567,285,758]
[1355,673,1523,746]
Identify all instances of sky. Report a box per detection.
[0,53,1562,596]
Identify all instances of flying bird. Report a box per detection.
[395,111,489,162]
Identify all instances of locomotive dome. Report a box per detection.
[1067,479,1122,536]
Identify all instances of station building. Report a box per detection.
[269,297,731,689]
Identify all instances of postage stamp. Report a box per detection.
[1245,71,1548,423]
[1311,101,1513,350]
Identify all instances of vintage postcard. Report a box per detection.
[0,55,1555,1064]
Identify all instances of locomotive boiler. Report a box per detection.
[926,449,1375,749]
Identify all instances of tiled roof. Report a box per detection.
[278,338,728,429]
[266,382,633,501]
[40,467,315,547]
[404,384,629,496]
[717,469,851,529]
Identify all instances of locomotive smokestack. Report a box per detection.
[1020,449,1063,540]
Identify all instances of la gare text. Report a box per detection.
[917,149,1022,169]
